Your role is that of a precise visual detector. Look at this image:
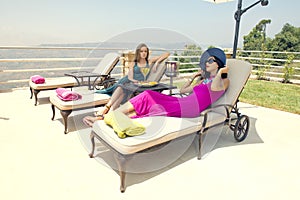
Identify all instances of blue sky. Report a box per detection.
[1,0,299,48]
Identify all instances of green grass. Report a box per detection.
[239,79,300,114]
[173,79,300,115]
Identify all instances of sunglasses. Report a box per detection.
[206,58,216,64]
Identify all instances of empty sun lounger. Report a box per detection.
[50,89,110,134]
[29,52,120,105]
[29,77,78,106]
[88,59,253,192]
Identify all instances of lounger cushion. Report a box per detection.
[29,77,77,90]
[93,112,226,155]
[146,60,167,82]
[91,52,120,75]
[212,59,252,108]
[50,91,110,111]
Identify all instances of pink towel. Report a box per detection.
[56,88,82,101]
[31,75,45,84]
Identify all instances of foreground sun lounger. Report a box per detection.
[88,59,253,192]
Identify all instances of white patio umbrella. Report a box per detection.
[203,0,234,4]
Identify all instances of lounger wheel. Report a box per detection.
[233,115,249,142]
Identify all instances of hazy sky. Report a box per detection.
[1,0,299,48]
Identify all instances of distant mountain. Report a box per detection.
[40,41,197,50]
[40,42,99,47]
[40,41,233,50]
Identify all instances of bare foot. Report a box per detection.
[83,116,100,127]
[94,106,110,117]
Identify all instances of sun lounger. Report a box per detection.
[49,58,169,134]
[50,89,110,134]
[29,52,120,105]
[88,58,252,192]
[29,77,77,106]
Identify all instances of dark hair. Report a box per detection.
[213,56,225,70]
[134,43,149,63]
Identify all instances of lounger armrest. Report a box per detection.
[99,77,117,87]
[200,104,234,128]
[102,77,116,84]
[68,70,90,74]
[93,77,116,90]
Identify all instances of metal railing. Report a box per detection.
[236,50,300,82]
[1,46,299,91]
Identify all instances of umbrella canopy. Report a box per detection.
[203,0,234,4]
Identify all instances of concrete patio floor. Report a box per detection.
[0,88,299,200]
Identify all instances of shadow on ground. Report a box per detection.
[34,97,50,105]
[75,116,263,191]
[53,111,95,134]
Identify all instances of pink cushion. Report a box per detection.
[31,75,45,84]
[55,88,82,101]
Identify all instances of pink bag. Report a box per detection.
[56,88,82,101]
[31,75,45,84]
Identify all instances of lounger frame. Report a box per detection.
[29,52,120,105]
[88,59,252,192]
[89,101,249,192]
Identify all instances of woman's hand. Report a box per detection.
[180,69,204,94]
[211,65,230,91]
[218,65,229,75]
[193,69,204,79]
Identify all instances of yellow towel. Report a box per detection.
[104,110,145,138]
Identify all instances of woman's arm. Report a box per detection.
[180,70,203,94]
[211,66,230,91]
[149,51,170,72]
